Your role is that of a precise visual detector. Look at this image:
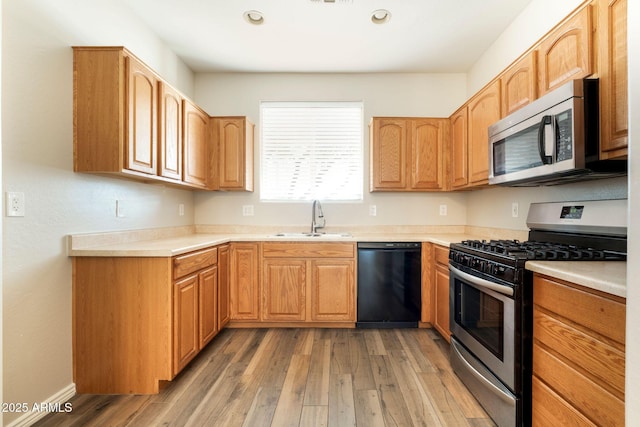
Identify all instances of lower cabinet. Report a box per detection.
[421,243,451,341]
[218,244,231,328]
[433,246,451,342]
[229,242,261,320]
[532,274,625,426]
[260,242,356,324]
[73,245,226,394]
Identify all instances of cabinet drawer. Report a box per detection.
[173,247,217,279]
[533,342,623,426]
[534,308,624,398]
[532,375,596,427]
[262,242,355,258]
[434,245,449,266]
[533,275,625,345]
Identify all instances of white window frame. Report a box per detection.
[259,101,364,202]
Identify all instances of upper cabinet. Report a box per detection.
[213,117,255,191]
[597,0,628,159]
[370,117,449,192]
[537,5,594,95]
[183,100,212,190]
[467,81,501,186]
[450,107,468,189]
[125,56,159,175]
[158,82,183,182]
[501,52,538,116]
[74,46,214,189]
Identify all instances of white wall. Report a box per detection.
[0,0,4,410]
[467,0,584,94]
[626,0,639,423]
[2,1,197,424]
[194,73,470,229]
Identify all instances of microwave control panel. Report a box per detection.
[556,110,573,161]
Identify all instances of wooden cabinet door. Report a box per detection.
[216,117,254,191]
[598,0,628,158]
[183,100,210,189]
[370,118,408,190]
[218,244,230,329]
[262,260,306,321]
[538,6,593,95]
[467,80,501,186]
[125,55,158,175]
[230,243,260,320]
[198,265,218,349]
[532,275,625,426]
[158,82,182,181]
[502,52,538,116]
[310,260,355,321]
[174,274,199,374]
[410,119,448,190]
[450,107,468,189]
[433,263,450,342]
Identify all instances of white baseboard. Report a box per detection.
[5,383,76,427]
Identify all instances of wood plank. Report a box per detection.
[271,354,311,427]
[388,349,444,426]
[364,329,388,355]
[347,329,376,390]
[369,355,414,427]
[304,339,331,405]
[328,374,357,427]
[354,390,386,427]
[300,405,328,427]
[36,328,495,427]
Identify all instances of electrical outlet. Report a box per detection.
[512,202,519,218]
[116,200,126,218]
[6,192,25,217]
[242,205,254,216]
[439,204,447,216]
[369,205,377,216]
[179,204,185,216]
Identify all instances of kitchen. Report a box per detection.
[2,0,639,426]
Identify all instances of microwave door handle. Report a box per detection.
[537,115,553,164]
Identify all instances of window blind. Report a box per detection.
[260,102,363,201]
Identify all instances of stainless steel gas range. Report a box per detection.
[448,199,627,427]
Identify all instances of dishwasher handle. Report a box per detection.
[357,242,421,250]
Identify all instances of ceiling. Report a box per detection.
[123,0,534,73]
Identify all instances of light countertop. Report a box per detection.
[68,228,626,298]
[526,260,626,298]
[67,232,481,257]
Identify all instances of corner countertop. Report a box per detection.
[526,260,626,298]
[68,227,626,298]
[67,232,481,257]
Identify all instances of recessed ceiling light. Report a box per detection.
[243,10,264,25]
[370,9,391,24]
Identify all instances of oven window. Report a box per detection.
[456,281,504,360]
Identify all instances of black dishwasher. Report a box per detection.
[356,242,421,328]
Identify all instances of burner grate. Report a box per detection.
[459,239,626,261]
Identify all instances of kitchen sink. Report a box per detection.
[271,232,352,238]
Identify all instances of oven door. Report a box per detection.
[449,264,515,390]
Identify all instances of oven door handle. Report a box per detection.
[449,265,514,297]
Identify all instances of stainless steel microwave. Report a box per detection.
[488,79,626,186]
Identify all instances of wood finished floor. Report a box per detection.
[35,328,495,427]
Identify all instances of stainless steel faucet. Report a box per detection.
[311,200,326,234]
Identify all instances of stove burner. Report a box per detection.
[459,239,626,261]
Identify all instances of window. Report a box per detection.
[260,102,363,201]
